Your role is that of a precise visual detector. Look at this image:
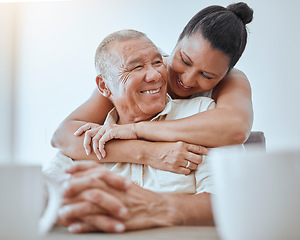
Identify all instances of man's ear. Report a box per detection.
[96,75,111,97]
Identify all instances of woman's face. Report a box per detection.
[167,34,230,98]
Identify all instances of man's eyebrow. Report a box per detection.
[127,53,162,67]
[127,58,142,67]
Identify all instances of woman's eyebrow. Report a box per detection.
[203,70,218,77]
[182,51,193,63]
[182,51,218,77]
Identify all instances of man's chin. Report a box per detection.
[142,103,165,117]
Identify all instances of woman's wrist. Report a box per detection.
[134,121,146,139]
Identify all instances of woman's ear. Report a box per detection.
[96,75,111,97]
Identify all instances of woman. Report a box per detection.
[52,2,254,174]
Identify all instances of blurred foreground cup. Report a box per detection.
[0,165,61,240]
[209,146,300,240]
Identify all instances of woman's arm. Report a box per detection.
[133,68,253,147]
[51,90,206,174]
[51,88,114,153]
[57,127,204,175]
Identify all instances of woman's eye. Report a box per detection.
[201,72,212,80]
[181,56,191,66]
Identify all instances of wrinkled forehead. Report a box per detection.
[110,38,161,65]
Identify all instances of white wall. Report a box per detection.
[1,0,300,164]
[0,4,14,163]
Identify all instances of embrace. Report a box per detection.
[48,2,254,234]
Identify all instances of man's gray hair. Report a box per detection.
[94,29,148,83]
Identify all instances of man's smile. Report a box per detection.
[140,87,161,94]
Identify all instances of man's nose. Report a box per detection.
[145,66,161,82]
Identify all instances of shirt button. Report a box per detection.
[133,180,140,185]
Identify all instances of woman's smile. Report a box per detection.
[177,76,193,90]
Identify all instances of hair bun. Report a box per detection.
[227,2,253,25]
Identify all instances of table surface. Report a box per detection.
[41,226,220,240]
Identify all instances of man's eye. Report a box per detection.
[201,72,212,80]
[154,61,163,66]
[133,65,143,70]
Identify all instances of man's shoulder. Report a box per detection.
[172,96,215,110]
[165,97,215,120]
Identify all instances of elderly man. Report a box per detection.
[52,29,215,233]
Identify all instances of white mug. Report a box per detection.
[209,146,300,240]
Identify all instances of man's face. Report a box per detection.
[109,38,168,124]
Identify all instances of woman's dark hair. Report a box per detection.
[178,2,253,71]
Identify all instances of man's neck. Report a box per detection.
[117,113,155,125]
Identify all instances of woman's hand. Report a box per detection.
[146,141,209,175]
[91,123,138,159]
[74,122,102,156]
[74,123,138,159]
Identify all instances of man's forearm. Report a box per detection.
[164,192,214,226]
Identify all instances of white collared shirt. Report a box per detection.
[102,95,216,194]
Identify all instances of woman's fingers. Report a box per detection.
[98,132,112,158]
[187,144,209,155]
[83,129,98,155]
[186,152,203,165]
[184,160,198,170]
[92,129,106,159]
[74,123,99,136]
[177,167,191,175]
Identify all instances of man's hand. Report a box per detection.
[146,141,209,175]
[57,162,131,233]
[77,183,174,233]
[60,179,174,233]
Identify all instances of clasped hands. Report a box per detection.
[57,161,174,233]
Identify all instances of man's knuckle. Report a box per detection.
[96,169,108,179]
[87,176,97,186]
[88,189,102,200]
[85,203,95,214]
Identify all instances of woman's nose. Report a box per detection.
[181,70,196,86]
